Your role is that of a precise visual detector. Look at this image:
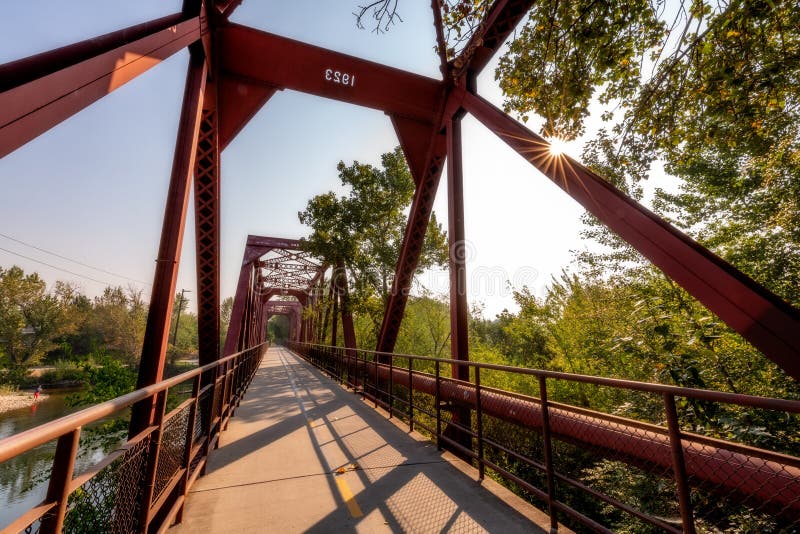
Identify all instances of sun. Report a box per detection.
[547,136,570,156]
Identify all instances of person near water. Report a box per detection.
[33,384,42,401]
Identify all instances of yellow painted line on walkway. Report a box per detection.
[335,477,364,518]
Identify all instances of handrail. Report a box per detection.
[0,342,268,533]
[289,341,800,532]
[299,342,800,412]
[0,345,263,464]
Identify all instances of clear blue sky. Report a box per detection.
[0,1,617,318]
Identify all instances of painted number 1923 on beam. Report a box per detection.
[324,68,355,87]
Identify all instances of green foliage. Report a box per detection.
[299,147,448,340]
[394,291,451,358]
[220,296,234,354]
[34,359,87,386]
[490,0,799,313]
[496,0,663,136]
[0,383,18,394]
[49,285,148,366]
[583,460,680,532]
[67,354,136,407]
[0,266,79,367]
[268,315,291,344]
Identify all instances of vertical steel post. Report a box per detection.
[362,351,368,395]
[177,373,202,523]
[223,262,253,356]
[40,428,81,533]
[374,356,380,407]
[320,276,334,342]
[139,390,168,532]
[475,365,484,480]
[435,360,442,450]
[388,355,394,419]
[664,393,697,534]
[538,376,558,533]
[194,79,221,366]
[130,48,207,438]
[446,113,473,454]
[408,357,414,432]
[446,115,470,381]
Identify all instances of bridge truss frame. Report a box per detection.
[2,0,800,509]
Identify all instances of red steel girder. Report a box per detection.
[218,24,446,124]
[259,248,324,295]
[130,48,207,437]
[462,90,800,380]
[359,362,800,512]
[224,235,322,354]
[450,0,534,79]
[376,131,448,354]
[222,262,254,356]
[218,73,277,150]
[390,115,440,186]
[0,13,202,158]
[264,300,303,342]
[194,84,221,366]
[264,301,303,314]
[246,235,302,253]
[375,85,469,356]
[446,116,470,382]
[262,289,309,305]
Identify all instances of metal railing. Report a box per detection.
[0,343,267,534]
[289,342,800,533]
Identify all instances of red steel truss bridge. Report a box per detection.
[1,1,799,532]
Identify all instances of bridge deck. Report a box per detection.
[171,347,558,533]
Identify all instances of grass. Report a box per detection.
[0,383,20,395]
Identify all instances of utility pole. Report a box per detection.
[171,289,190,346]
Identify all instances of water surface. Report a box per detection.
[0,393,124,529]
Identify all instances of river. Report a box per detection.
[0,393,125,529]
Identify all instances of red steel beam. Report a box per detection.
[376,132,448,354]
[223,262,253,356]
[218,73,277,151]
[462,91,800,380]
[0,13,202,158]
[130,48,207,437]
[451,0,534,79]
[366,363,800,512]
[247,235,302,252]
[218,24,445,124]
[194,82,221,366]
[376,85,470,356]
[264,301,303,342]
[223,236,309,355]
[390,115,439,186]
[446,116,470,381]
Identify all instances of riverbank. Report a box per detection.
[0,393,50,414]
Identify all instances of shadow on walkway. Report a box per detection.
[172,347,553,533]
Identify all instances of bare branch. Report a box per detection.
[354,0,403,33]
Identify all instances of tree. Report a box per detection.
[83,286,146,363]
[0,266,77,367]
[491,0,798,297]
[395,291,451,358]
[220,296,234,354]
[299,146,448,333]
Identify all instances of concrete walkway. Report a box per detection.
[171,347,556,533]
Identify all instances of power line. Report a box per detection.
[0,232,151,286]
[0,245,116,286]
